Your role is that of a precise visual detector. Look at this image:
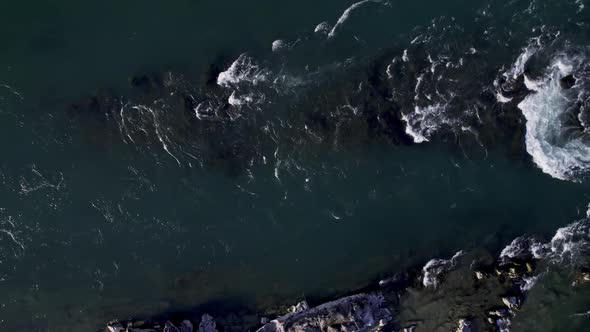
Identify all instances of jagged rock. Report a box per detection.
[106,324,125,332]
[402,325,416,332]
[106,317,196,332]
[495,257,536,282]
[501,296,521,311]
[487,308,512,332]
[105,248,547,332]
[575,266,590,285]
[164,321,181,332]
[106,322,156,332]
[474,271,485,280]
[421,251,464,288]
[181,321,194,332]
[455,319,472,332]
[256,293,393,332]
[288,301,310,314]
[198,314,218,332]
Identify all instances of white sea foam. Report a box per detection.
[494,35,557,104]
[500,236,535,259]
[228,91,265,109]
[193,101,217,120]
[402,104,449,143]
[546,220,590,262]
[576,0,585,12]
[455,319,472,332]
[495,38,542,102]
[517,55,590,181]
[327,0,383,38]
[402,49,409,62]
[314,21,332,34]
[0,84,23,101]
[499,215,590,263]
[520,275,541,292]
[523,74,542,91]
[496,92,513,103]
[228,91,255,107]
[217,54,269,87]
[506,41,540,80]
[0,229,25,253]
[132,105,181,165]
[422,250,464,288]
[272,40,286,52]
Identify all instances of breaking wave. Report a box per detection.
[517,51,590,181]
[500,216,590,265]
[326,0,386,39]
[421,250,464,288]
[217,54,270,88]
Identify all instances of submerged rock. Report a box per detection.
[560,74,577,89]
[197,314,217,332]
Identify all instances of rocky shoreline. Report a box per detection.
[104,219,590,332]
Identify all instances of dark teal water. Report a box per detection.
[1,0,590,331]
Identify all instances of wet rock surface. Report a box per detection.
[101,218,590,332]
[105,246,566,332]
[256,294,393,332]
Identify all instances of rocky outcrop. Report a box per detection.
[105,249,545,332]
[256,294,393,332]
[107,319,194,332]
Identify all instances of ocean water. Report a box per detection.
[1,0,590,331]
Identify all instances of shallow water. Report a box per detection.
[1,0,590,331]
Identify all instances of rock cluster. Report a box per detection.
[107,314,216,332]
[105,248,553,332]
[256,294,393,332]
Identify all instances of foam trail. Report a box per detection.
[134,105,181,166]
[402,104,449,143]
[217,54,269,87]
[0,84,24,100]
[0,229,25,252]
[328,0,383,38]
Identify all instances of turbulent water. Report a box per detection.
[1,0,590,331]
